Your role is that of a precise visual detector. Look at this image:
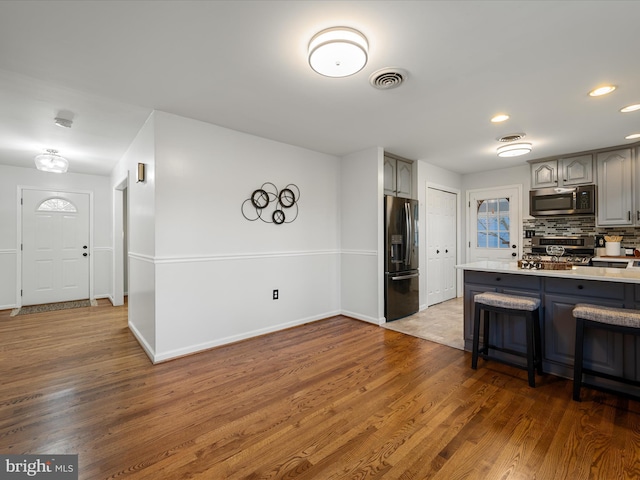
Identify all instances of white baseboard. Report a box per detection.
[340,310,383,325]
[152,310,341,363]
[128,321,156,364]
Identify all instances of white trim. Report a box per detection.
[128,321,156,363]
[128,250,341,265]
[341,249,377,256]
[16,186,95,307]
[341,309,383,325]
[0,249,17,255]
[152,310,340,363]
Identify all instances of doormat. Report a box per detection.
[10,299,97,316]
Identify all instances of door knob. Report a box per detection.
[83,253,88,257]
[436,250,440,254]
[445,249,449,253]
[511,252,517,257]
[512,244,517,249]
[83,245,88,249]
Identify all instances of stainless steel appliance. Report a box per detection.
[384,195,419,321]
[524,236,595,265]
[529,184,596,217]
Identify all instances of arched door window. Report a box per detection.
[36,198,78,213]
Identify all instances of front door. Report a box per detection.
[467,186,521,263]
[22,189,90,306]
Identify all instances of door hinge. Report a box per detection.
[21,289,22,296]
[468,201,471,208]
[469,241,471,248]
[21,243,23,251]
[21,197,23,205]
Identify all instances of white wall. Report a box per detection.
[340,147,383,324]
[149,111,341,361]
[111,112,156,357]
[0,164,112,309]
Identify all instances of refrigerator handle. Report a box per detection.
[404,203,411,266]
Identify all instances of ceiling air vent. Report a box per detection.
[497,133,526,142]
[369,68,408,90]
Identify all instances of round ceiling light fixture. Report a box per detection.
[491,113,510,123]
[497,142,533,158]
[588,85,616,97]
[308,27,368,78]
[620,104,640,113]
[35,149,68,173]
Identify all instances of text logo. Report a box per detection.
[1,455,78,479]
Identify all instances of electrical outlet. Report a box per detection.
[273,289,279,300]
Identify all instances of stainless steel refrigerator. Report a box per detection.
[384,195,419,321]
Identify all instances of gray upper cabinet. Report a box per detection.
[384,154,413,198]
[596,148,634,226]
[383,156,396,196]
[530,155,593,189]
[561,154,594,186]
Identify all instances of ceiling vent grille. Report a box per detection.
[497,133,526,142]
[369,68,408,90]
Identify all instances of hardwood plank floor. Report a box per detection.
[1,301,639,479]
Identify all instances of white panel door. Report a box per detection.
[22,190,90,305]
[468,186,521,263]
[427,187,457,306]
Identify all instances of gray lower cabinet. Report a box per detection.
[464,271,640,393]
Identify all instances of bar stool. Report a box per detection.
[572,303,640,401]
[472,292,543,387]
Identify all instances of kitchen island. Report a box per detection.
[457,261,640,394]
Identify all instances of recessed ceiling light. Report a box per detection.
[625,133,640,140]
[491,114,510,123]
[588,85,616,97]
[620,104,640,113]
[497,142,532,157]
[308,27,368,78]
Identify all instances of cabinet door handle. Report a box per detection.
[629,211,632,221]
[496,277,501,281]
[637,211,639,222]
[577,285,584,290]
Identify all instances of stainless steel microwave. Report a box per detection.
[529,184,596,216]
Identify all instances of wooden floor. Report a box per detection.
[1,302,639,479]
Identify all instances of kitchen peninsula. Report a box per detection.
[457,261,640,395]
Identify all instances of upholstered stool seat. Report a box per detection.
[572,303,640,401]
[472,292,543,387]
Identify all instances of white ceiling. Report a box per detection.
[0,1,639,176]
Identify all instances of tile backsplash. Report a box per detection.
[522,216,640,250]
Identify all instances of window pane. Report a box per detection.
[477,232,487,248]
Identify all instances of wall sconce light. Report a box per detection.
[137,163,146,183]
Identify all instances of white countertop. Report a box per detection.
[456,260,640,284]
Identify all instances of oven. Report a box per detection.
[524,236,595,265]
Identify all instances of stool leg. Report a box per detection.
[472,302,481,369]
[525,311,535,387]
[533,308,543,375]
[573,318,585,401]
[482,308,490,359]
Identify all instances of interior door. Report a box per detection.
[22,189,90,305]
[468,186,521,263]
[427,187,457,306]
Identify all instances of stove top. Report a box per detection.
[526,235,595,266]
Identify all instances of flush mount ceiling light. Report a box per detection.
[308,27,368,78]
[497,142,533,157]
[620,104,640,113]
[35,149,68,173]
[491,114,510,123]
[588,85,616,97]
[625,133,640,140]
